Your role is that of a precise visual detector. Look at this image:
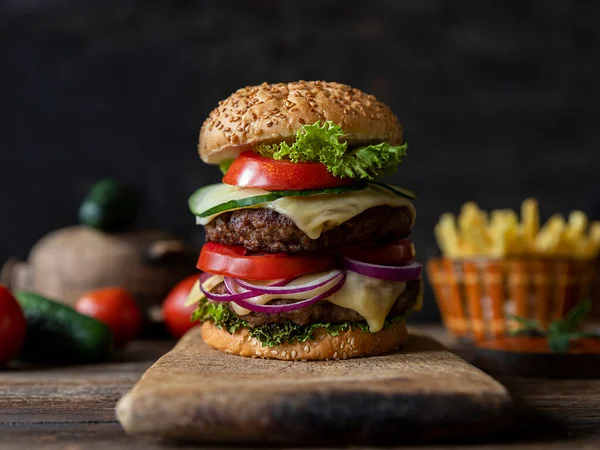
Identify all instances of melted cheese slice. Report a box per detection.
[230,271,406,333]
[327,272,406,332]
[195,183,415,239]
[184,275,224,307]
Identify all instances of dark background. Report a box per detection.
[2,0,599,322]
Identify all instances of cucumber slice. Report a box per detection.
[196,193,280,218]
[190,183,368,218]
[270,183,367,197]
[368,181,418,200]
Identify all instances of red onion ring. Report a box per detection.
[201,283,259,303]
[234,270,343,295]
[265,278,294,287]
[199,272,212,284]
[200,271,291,286]
[223,276,242,296]
[229,272,346,314]
[343,257,422,281]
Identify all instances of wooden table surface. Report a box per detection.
[1,325,599,449]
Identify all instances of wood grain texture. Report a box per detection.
[1,326,599,449]
[0,341,173,426]
[116,328,513,445]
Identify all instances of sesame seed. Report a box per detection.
[271,350,279,355]
[318,333,326,340]
[199,81,401,157]
[281,351,287,358]
[340,342,344,349]
[333,352,338,359]
[292,350,297,358]
[304,345,310,353]
[251,341,257,347]
[350,338,355,346]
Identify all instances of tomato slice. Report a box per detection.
[340,240,415,266]
[223,151,351,190]
[197,242,336,280]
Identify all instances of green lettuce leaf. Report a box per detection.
[192,298,246,334]
[192,299,409,348]
[219,159,235,175]
[255,121,408,180]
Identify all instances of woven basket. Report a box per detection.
[427,257,597,342]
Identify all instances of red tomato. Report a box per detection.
[223,151,351,190]
[197,242,335,280]
[0,285,26,365]
[162,275,200,338]
[76,288,141,349]
[340,240,415,266]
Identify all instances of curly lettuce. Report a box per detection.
[192,298,408,348]
[255,121,408,180]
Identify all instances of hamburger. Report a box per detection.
[185,81,422,360]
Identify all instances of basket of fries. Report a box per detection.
[428,199,600,342]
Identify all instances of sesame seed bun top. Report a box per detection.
[198,81,403,164]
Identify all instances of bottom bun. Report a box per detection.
[200,321,408,361]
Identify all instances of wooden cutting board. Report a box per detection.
[116,328,513,445]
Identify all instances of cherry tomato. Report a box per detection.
[0,285,26,365]
[162,275,200,338]
[76,287,141,349]
[223,151,351,190]
[340,239,415,266]
[197,242,335,280]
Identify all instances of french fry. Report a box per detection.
[459,203,493,256]
[435,200,600,260]
[562,211,587,259]
[508,225,527,256]
[566,211,588,242]
[435,213,461,259]
[521,198,539,252]
[487,210,517,257]
[488,224,510,258]
[463,227,491,255]
[459,202,484,231]
[534,214,565,256]
[584,221,600,259]
[490,209,504,231]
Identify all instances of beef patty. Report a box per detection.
[204,205,413,253]
[213,279,420,327]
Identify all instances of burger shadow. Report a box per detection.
[398,332,448,355]
[1,339,174,373]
